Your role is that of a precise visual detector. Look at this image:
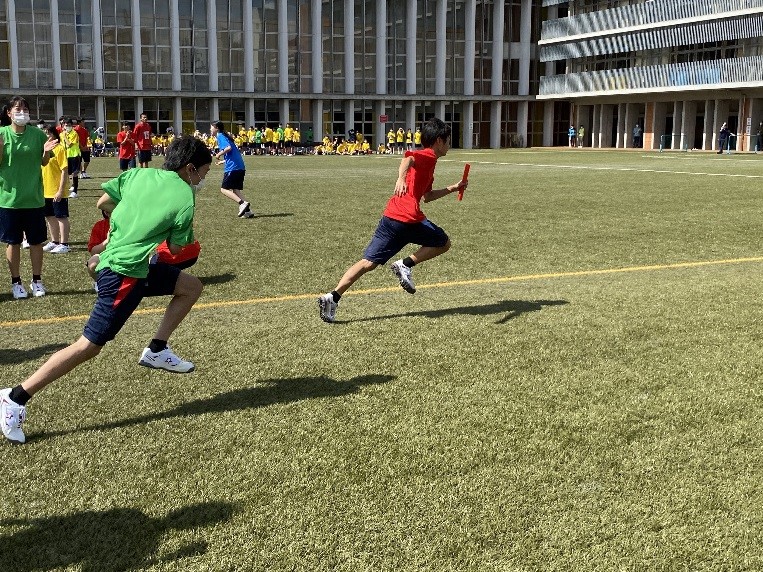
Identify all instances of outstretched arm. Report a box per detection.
[422,178,468,203]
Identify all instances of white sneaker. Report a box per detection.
[390,259,416,294]
[21,239,30,249]
[51,244,71,254]
[237,201,251,217]
[29,280,46,297]
[69,191,78,198]
[318,293,338,323]
[11,283,27,299]
[42,242,59,252]
[69,185,75,192]
[139,346,195,373]
[79,172,90,179]
[1,388,27,444]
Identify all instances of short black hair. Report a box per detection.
[420,117,451,148]
[163,136,212,172]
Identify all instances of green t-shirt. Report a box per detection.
[0,125,48,209]
[96,168,196,278]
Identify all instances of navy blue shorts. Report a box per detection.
[363,216,449,264]
[119,158,132,171]
[138,150,152,163]
[0,207,47,245]
[44,198,69,218]
[81,150,91,163]
[221,170,245,191]
[67,156,81,175]
[83,263,181,346]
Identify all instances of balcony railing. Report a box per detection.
[540,14,763,61]
[541,0,763,42]
[538,55,763,97]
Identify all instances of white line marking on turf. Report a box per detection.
[2,256,763,329]
[442,159,763,179]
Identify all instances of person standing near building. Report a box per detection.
[211,121,253,219]
[317,117,468,323]
[633,124,643,148]
[74,118,91,178]
[568,125,576,148]
[577,125,585,148]
[756,122,762,153]
[387,128,395,150]
[0,96,59,299]
[116,123,136,171]
[0,136,213,444]
[414,127,422,149]
[60,117,81,198]
[133,113,153,167]
[396,127,405,154]
[718,122,730,154]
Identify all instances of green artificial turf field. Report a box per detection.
[2,148,763,571]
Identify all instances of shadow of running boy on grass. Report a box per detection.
[0,501,235,572]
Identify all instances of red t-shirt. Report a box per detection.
[382,148,438,223]
[87,218,110,253]
[74,125,89,149]
[116,131,135,159]
[133,121,153,151]
[156,240,201,265]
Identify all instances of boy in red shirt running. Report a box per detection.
[318,117,467,323]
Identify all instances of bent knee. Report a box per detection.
[362,259,380,272]
[441,239,451,252]
[178,273,203,298]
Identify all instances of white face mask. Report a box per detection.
[12,112,29,126]
[190,167,205,192]
[64,125,73,132]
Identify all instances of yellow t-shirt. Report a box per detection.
[60,129,81,158]
[42,144,68,199]
[387,130,395,144]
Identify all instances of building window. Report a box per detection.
[253,0,279,92]
[288,0,313,94]
[140,0,172,90]
[16,0,54,88]
[322,0,345,94]
[101,1,134,89]
[59,0,94,89]
[179,0,209,91]
[353,1,376,95]
[217,0,245,91]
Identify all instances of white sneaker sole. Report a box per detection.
[138,359,195,374]
[390,264,416,294]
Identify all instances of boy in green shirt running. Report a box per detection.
[0,137,213,444]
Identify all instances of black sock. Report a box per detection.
[238,199,244,205]
[402,257,416,268]
[331,290,341,303]
[11,277,21,285]
[9,385,31,406]
[149,339,167,353]
[32,274,41,282]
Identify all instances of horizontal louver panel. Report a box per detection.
[541,14,763,61]
[542,0,763,41]
[539,55,763,96]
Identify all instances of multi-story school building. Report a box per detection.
[540,0,763,151]
[2,0,762,150]
[1,0,555,148]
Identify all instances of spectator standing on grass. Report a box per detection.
[41,125,71,254]
[633,124,643,148]
[0,137,213,444]
[568,125,576,148]
[0,96,59,299]
[756,122,762,153]
[211,121,254,219]
[718,122,730,154]
[317,117,468,324]
[133,113,153,167]
[116,123,135,172]
[74,118,91,179]
[60,118,81,199]
[577,125,585,148]
[396,127,405,154]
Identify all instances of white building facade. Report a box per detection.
[1,0,560,148]
[539,0,763,151]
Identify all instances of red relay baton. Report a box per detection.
[458,163,470,201]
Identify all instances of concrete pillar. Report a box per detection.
[406,1,417,95]
[435,0,446,96]
[543,101,554,147]
[91,0,103,90]
[405,101,416,133]
[313,99,323,142]
[463,0,476,97]
[671,101,683,150]
[243,0,253,92]
[51,0,62,89]
[713,99,730,152]
[748,98,763,152]
[681,100,697,151]
[174,97,182,134]
[280,99,289,126]
[375,1,386,95]
[463,101,474,149]
[615,103,625,148]
[312,0,322,93]
[490,101,501,148]
[599,104,614,148]
[703,100,714,150]
[591,104,600,149]
[624,103,637,149]
[278,0,288,93]
[345,0,354,94]
[578,105,592,148]
[517,101,528,148]
[491,0,504,96]
[375,100,386,150]
[652,102,668,150]
[132,0,143,90]
[207,0,217,91]
[7,0,19,88]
